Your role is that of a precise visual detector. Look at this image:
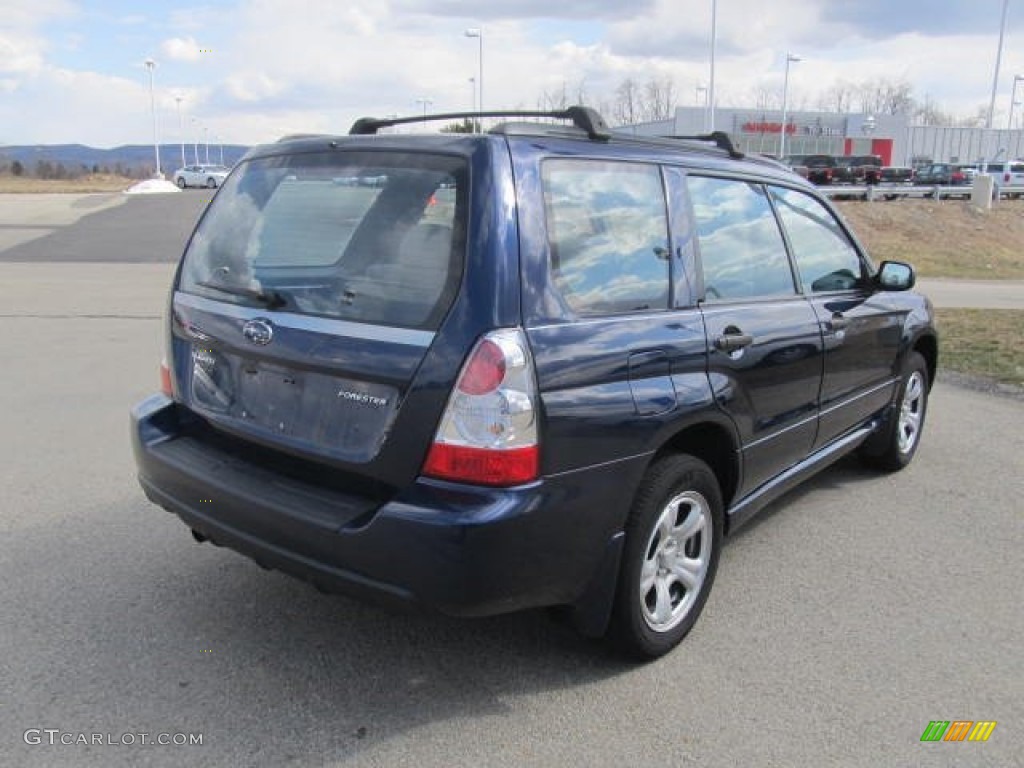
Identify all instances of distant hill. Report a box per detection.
[0,143,251,174]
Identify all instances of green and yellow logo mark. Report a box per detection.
[920,720,997,742]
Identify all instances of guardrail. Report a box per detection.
[819,184,1024,201]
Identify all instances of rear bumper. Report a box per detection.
[132,395,645,618]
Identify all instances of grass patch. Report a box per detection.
[0,175,134,193]
[835,199,1024,279]
[936,308,1024,387]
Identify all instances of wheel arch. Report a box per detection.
[912,332,938,392]
[652,420,740,529]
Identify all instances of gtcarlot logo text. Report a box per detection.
[24,729,203,747]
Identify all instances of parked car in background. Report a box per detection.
[880,166,915,184]
[833,155,882,185]
[803,154,836,185]
[914,163,968,186]
[132,106,937,660]
[174,164,231,189]
[981,160,1024,198]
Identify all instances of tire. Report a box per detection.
[176,177,187,189]
[861,351,929,471]
[609,455,723,660]
[206,177,217,189]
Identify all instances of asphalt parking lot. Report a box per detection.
[1,192,1022,767]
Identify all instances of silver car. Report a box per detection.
[174,164,230,189]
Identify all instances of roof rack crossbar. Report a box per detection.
[661,131,744,159]
[349,105,611,140]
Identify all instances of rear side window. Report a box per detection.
[770,187,864,293]
[687,176,795,300]
[180,151,465,330]
[542,160,670,315]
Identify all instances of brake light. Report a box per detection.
[423,329,539,486]
[160,359,173,397]
[1005,172,1011,183]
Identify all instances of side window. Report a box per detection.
[770,187,864,293]
[542,160,669,315]
[686,176,795,300]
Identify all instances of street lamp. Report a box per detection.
[144,58,161,178]
[986,0,1010,129]
[708,0,717,131]
[468,77,477,132]
[174,95,185,169]
[779,53,801,159]
[465,28,483,121]
[203,126,210,164]
[1009,74,1024,130]
[416,98,433,129]
[190,117,201,164]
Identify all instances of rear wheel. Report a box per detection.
[206,177,217,188]
[861,351,929,471]
[609,455,723,659]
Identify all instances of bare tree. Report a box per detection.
[641,76,677,122]
[613,78,642,125]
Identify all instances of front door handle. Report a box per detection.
[828,312,849,331]
[714,330,754,352]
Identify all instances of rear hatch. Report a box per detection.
[169,147,468,486]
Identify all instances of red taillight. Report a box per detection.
[458,339,506,395]
[423,329,539,487]
[160,360,173,397]
[1005,172,1011,183]
[953,172,964,183]
[423,444,539,486]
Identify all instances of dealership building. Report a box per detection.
[626,106,1024,166]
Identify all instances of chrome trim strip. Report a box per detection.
[744,410,819,451]
[174,291,436,347]
[819,377,899,418]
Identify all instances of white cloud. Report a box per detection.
[161,36,201,63]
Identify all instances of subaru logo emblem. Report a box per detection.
[242,318,274,346]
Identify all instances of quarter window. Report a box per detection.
[686,176,795,300]
[770,187,863,293]
[542,160,670,315]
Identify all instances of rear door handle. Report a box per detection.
[714,331,754,352]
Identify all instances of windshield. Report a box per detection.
[180,150,466,330]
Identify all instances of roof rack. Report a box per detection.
[349,106,611,140]
[660,131,744,159]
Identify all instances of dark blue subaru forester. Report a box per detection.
[132,107,936,658]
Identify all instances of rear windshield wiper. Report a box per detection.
[195,280,289,310]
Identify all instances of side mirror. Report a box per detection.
[875,261,915,291]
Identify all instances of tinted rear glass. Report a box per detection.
[180,150,466,330]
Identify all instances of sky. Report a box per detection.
[1,0,1022,149]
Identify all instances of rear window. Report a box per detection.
[180,150,466,330]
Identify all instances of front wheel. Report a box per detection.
[861,351,929,471]
[609,455,723,659]
[176,177,186,189]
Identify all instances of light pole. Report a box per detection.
[465,28,483,120]
[144,58,161,177]
[174,95,185,169]
[217,135,224,166]
[203,126,210,164]
[1009,74,1024,130]
[190,117,200,164]
[696,84,707,107]
[779,53,801,159]
[708,0,716,131]
[468,77,477,132]
[986,0,1010,129]
[416,98,433,129]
